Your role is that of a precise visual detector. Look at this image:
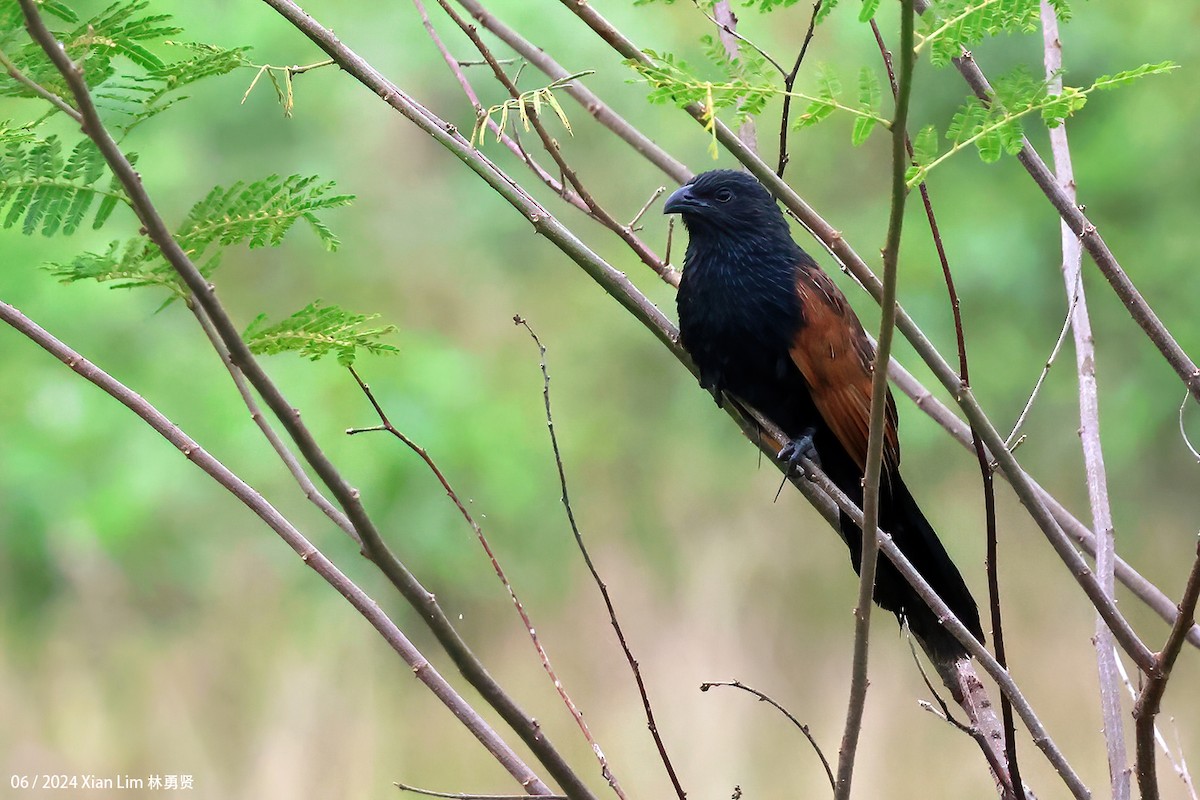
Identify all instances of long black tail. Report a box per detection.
[835,468,985,665]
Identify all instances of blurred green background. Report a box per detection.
[2,1,1198,798]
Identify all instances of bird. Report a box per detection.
[664,168,984,664]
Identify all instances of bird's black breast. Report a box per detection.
[676,242,820,436]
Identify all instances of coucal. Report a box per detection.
[665,169,983,663]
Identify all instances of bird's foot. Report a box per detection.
[778,429,819,477]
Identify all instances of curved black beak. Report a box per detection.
[663,184,702,214]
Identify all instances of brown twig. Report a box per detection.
[19,3,597,796]
[345,365,628,798]
[1133,538,1200,800]
[513,316,687,800]
[777,2,822,177]
[0,298,554,796]
[700,680,835,793]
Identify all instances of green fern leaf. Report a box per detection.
[174,174,353,259]
[0,133,128,235]
[243,301,399,366]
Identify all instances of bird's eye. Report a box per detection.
[715,188,733,203]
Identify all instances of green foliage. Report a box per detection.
[852,66,882,146]
[0,131,127,235]
[470,71,594,148]
[96,41,251,136]
[175,174,353,258]
[47,174,353,299]
[4,1,373,371]
[631,52,887,156]
[243,302,399,366]
[0,0,183,99]
[916,0,1071,68]
[906,62,1176,185]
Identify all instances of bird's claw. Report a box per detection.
[778,429,819,477]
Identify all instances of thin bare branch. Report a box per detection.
[0,44,81,121]
[700,680,835,793]
[514,316,687,800]
[0,298,554,796]
[626,186,665,231]
[1041,6,1129,798]
[1180,392,1200,463]
[1004,280,1080,449]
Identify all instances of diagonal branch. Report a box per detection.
[0,298,554,796]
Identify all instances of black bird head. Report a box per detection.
[663,169,793,245]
